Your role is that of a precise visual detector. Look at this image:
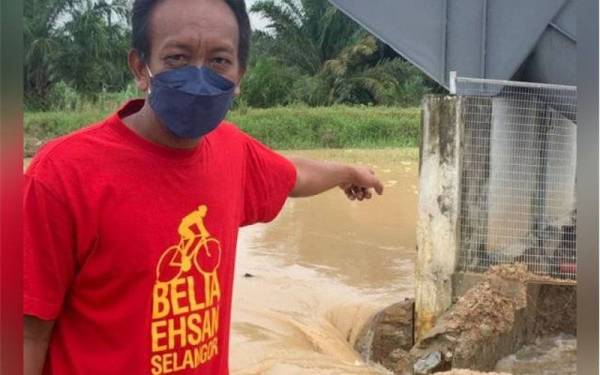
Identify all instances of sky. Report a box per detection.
[246,0,269,31]
[57,0,270,31]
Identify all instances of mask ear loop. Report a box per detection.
[146,66,154,94]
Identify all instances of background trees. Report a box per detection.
[245,0,442,107]
[25,0,131,109]
[24,0,443,110]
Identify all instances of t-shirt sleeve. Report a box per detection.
[240,135,297,226]
[24,173,77,320]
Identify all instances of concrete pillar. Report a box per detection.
[415,95,463,341]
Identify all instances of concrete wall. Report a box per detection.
[416,93,578,341]
[415,96,463,341]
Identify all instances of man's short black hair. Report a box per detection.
[131,0,251,70]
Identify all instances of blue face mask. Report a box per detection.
[147,65,236,139]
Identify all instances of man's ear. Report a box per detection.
[128,49,150,92]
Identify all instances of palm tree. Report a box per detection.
[24,0,131,108]
[251,0,441,106]
[24,0,75,106]
[250,0,364,75]
[321,36,437,106]
[55,0,131,95]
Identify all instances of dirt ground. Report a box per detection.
[488,263,575,285]
[446,279,522,359]
[445,263,576,357]
[488,263,577,337]
[532,284,576,337]
[411,263,577,373]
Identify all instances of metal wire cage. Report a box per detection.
[452,74,577,280]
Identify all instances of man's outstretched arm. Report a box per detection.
[288,157,384,199]
[24,316,54,375]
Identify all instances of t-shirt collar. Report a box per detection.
[108,99,204,162]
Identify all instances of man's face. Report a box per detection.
[137,0,243,93]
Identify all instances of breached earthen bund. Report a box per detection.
[355,264,576,374]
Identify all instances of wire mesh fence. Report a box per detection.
[453,75,577,280]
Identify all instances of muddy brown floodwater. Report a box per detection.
[230,149,418,375]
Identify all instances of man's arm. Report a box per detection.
[24,315,54,375]
[288,157,384,199]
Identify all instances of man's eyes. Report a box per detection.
[163,54,233,69]
[165,54,189,65]
[211,57,232,66]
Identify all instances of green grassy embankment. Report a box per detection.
[24,105,421,157]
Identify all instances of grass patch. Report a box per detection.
[280,148,420,164]
[230,105,421,149]
[25,110,110,140]
[24,105,421,157]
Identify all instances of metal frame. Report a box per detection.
[453,74,577,280]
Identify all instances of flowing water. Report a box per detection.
[230,149,419,375]
[495,334,577,375]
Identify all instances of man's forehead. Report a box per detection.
[150,0,239,48]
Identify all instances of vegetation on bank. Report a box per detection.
[24,105,421,157]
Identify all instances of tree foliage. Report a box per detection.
[25,0,131,109]
[55,0,131,94]
[248,0,443,107]
[24,0,443,110]
[250,0,363,75]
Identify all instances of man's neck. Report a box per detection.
[122,100,201,150]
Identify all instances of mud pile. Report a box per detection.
[409,272,529,373]
[355,264,576,374]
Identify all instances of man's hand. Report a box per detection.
[24,315,54,375]
[339,165,383,201]
[288,157,383,199]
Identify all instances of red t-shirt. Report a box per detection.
[24,99,297,375]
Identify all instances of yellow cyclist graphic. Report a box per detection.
[151,205,223,373]
[156,205,222,283]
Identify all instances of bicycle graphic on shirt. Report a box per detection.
[156,205,222,283]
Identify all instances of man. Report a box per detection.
[23,0,383,374]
